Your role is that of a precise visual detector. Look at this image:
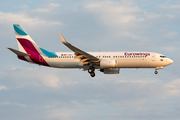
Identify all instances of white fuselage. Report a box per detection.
[39,52,173,69]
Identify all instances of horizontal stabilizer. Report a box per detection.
[8,48,30,56]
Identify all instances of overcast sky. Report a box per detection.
[0,0,180,120]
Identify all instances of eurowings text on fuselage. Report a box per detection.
[8,24,173,77]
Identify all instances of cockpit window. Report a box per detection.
[160,55,166,58]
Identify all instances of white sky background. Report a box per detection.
[0,0,180,120]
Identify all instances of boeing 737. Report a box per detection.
[8,24,173,77]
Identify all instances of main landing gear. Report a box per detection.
[88,67,95,77]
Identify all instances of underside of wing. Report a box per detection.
[58,32,100,65]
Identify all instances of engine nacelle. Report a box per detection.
[100,68,120,74]
[100,59,116,69]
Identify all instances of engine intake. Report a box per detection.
[100,59,116,69]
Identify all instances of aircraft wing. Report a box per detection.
[58,32,100,65]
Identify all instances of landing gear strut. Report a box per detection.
[88,67,95,77]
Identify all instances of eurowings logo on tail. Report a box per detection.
[14,24,41,55]
[11,24,59,66]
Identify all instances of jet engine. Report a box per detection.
[100,68,120,74]
[100,59,117,69]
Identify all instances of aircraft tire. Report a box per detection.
[90,72,95,77]
[88,69,93,73]
[88,67,95,73]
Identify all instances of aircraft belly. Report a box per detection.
[48,62,83,68]
[44,58,83,68]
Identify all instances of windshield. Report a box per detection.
[160,55,166,58]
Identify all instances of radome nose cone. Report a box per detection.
[170,59,173,64]
[168,59,173,65]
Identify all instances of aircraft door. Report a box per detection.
[151,54,156,61]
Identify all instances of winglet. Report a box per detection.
[58,32,67,44]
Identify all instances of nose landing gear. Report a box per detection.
[88,67,95,77]
[154,66,163,74]
[154,70,158,74]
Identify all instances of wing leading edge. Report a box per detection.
[58,32,100,65]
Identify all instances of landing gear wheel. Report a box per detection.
[90,72,95,77]
[154,71,158,74]
[88,67,95,73]
[88,68,93,73]
[88,66,95,77]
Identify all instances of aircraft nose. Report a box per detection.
[167,58,173,65]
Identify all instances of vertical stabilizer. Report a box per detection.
[13,24,41,55]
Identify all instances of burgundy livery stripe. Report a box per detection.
[18,56,28,62]
[17,38,49,66]
[17,38,39,54]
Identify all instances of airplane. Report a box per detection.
[8,24,173,77]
